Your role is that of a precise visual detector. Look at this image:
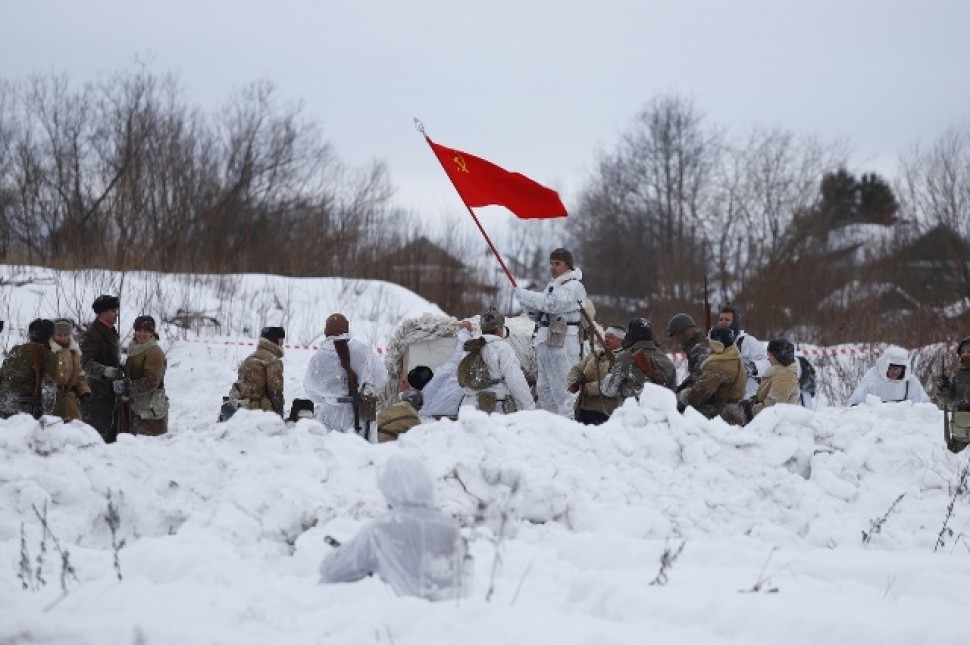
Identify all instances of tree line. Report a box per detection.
[567,95,970,347]
[1,68,968,346]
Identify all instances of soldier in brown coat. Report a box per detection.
[744,339,800,421]
[224,326,285,418]
[567,325,624,424]
[80,294,123,442]
[117,315,169,436]
[0,319,59,419]
[677,326,747,423]
[50,319,91,422]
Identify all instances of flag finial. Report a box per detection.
[413,118,426,136]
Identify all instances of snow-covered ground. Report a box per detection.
[1,266,968,644]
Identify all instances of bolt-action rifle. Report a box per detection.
[703,275,712,332]
[943,349,953,452]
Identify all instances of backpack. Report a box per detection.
[797,356,817,396]
[457,337,502,390]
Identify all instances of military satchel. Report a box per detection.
[546,319,567,348]
[131,389,169,421]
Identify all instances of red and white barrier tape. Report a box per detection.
[174,336,385,355]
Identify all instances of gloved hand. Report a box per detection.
[676,388,690,413]
[740,398,755,422]
[568,373,587,394]
[112,378,130,396]
[937,375,952,391]
[103,366,122,379]
[79,392,91,403]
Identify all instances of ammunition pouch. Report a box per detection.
[359,393,378,423]
[477,391,498,414]
[547,319,567,348]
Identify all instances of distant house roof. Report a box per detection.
[894,225,970,262]
[882,225,970,309]
[382,236,464,270]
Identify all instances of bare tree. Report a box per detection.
[897,127,970,320]
[571,94,718,323]
[710,128,848,303]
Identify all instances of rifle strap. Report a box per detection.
[632,349,664,386]
[33,343,43,399]
[333,339,359,396]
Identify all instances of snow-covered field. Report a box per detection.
[1,266,968,644]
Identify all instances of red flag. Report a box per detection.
[427,138,567,219]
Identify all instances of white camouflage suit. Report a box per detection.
[304,334,388,439]
[514,268,586,416]
[459,333,536,413]
[320,455,471,600]
[736,330,771,399]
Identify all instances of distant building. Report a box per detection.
[884,225,970,314]
[381,236,498,316]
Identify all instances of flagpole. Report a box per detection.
[415,118,518,288]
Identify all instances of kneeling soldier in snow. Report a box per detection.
[376,366,432,442]
[847,346,929,406]
[320,455,470,600]
[50,319,91,422]
[567,324,624,424]
[677,326,747,423]
[938,336,970,453]
[0,319,59,419]
[223,326,286,420]
[457,308,535,414]
[601,318,677,404]
[304,314,388,440]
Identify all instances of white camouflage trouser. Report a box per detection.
[536,336,580,417]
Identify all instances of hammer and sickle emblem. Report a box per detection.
[453,155,469,173]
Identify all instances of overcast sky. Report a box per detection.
[4,0,969,223]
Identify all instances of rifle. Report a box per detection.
[344,388,377,441]
[115,368,130,435]
[579,303,615,368]
[31,344,44,419]
[116,393,130,435]
[703,275,712,332]
[349,391,362,437]
[943,349,953,452]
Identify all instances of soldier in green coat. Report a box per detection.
[0,319,59,419]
